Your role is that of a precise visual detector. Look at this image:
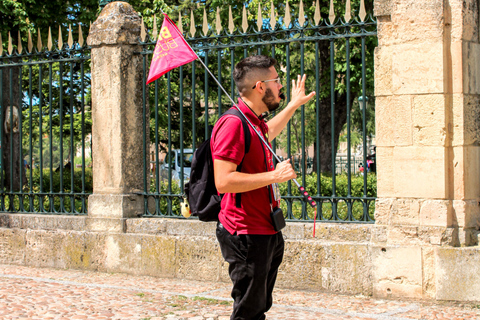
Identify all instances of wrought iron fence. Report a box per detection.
[140,0,377,222]
[0,26,92,214]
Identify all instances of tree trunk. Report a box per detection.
[1,64,27,192]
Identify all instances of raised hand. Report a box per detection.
[289,74,316,109]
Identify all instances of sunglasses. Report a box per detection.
[252,77,282,89]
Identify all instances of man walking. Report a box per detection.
[211,55,316,320]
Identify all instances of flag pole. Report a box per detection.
[158,12,316,208]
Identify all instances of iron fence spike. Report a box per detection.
[242,5,248,33]
[68,24,74,49]
[178,13,183,35]
[345,0,352,22]
[28,30,33,53]
[140,17,146,42]
[203,8,208,36]
[48,27,52,50]
[216,7,222,35]
[58,25,63,50]
[284,1,291,28]
[18,31,23,54]
[37,27,43,52]
[153,14,158,40]
[190,10,196,37]
[270,1,276,30]
[314,0,321,26]
[228,6,235,34]
[359,0,366,22]
[8,31,13,55]
[299,0,305,27]
[79,24,84,48]
[257,3,262,32]
[329,0,335,24]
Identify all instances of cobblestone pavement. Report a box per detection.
[0,264,479,320]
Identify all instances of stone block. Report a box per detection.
[87,2,141,46]
[25,230,65,268]
[462,95,480,146]
[88,194,143,219]
[387,225,420,245]
[376,147,395,197]
[435,247,480,301]
[464,42,480,95]
[453,200,480,229]
[375,96,413,147]
[141,235,176,278]
[126,217,168,234]
[283,223,305,240]
[422,247,436,299]
[0,228,25,264]
[84,232,108,272]
[86,217,126,233]
[322,244,373,295]
[449,0,480,42]
[392,42,445,95]
[374,47,392,97]
[305,223,371,243]
[166,219,216,237]
[104,234,143,274]
[372,245,423,299]
[61,232,89,269]
[176,236,222,282]
[374,198,393,225]
[419,200,452,227]
[393,146,447,198]
[371,225,388,244]
[278,241,324,290]
[412,94,447,146]
[391,198,420,226]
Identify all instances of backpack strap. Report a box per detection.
[220,108,251,208]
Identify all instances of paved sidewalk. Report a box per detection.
[0,264,478,319]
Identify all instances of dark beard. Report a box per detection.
[262,88,280,112]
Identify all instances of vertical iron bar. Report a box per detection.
[315,40,321,220]
[179,65,184,196]
[300,41,306,219]
[28,64,33,211]
[204,51,209,138]
[38,65,44,211]
[346,36,352,220]
[285,44,292,219]
[330,38,337,220]
[69,61,75,213]
[230,48,235,99]
[361,35,368,221]
[49,62,53,212]
[80,60,86,213]
[154,77,160,196]
[142,52,148,214]
[217,49,222,116]
[167,72,172,214]
[8,68,13,194]
[18,64,23,212]
[59,62,64,212]
[0,69,3,200]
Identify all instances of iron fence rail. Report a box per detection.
[0,28,91,215]
[140,5,377,222]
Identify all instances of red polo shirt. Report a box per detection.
[211,99,279,235]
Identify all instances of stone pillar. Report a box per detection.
[373,0,480,299]
[86,2,145,232]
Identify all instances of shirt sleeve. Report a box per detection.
[211,115,245,166]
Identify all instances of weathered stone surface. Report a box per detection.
[391,198,420,226]
[126,217,168,234]
[453,200,480,229]
[88,194,143,219]
[375,96,413,147]
[304,223,371,243]
[0,228,25,264]
[323,244,373,295]
[176,236,222,282]
[90,45,144,194]
[279,240,324,290]
[372,246,423,299]
[436,247,480,301]
[412,94,447,146]
[374,198,393,225]
[86,217,126,233]
[374,47,393,97]
[87,2,141,46]
[375,147,394,197]
[141,235,176,278]
[166,220,216,237]
[392,146,447,198]
[104,234,143,274]
[419,200,452,227]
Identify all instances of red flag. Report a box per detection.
[147,14,198,84]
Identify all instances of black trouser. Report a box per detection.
[216,222,285,320]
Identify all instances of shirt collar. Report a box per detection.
[236,98,262,127]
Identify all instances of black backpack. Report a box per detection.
[185,108,251,221]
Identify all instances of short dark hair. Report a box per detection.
[233,55,277,95]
